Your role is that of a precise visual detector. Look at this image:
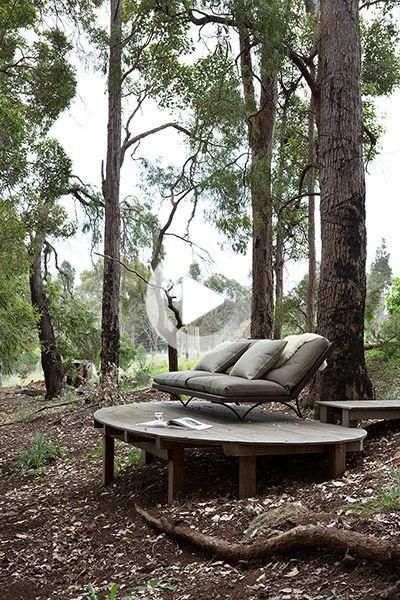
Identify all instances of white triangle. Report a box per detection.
[181,277,225,325]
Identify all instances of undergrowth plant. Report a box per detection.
[347,469,400,515]
[86,578,176,599]
[16,434,62,471]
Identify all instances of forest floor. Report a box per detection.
[1,362,400,600]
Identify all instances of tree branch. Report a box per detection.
[287,49,317,95]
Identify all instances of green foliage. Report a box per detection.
[0,203,37,371]
[119,333,138,371]
[0,2,77,191]
[278,273,318,335]
[386,278,400,316]
[16,434,62,471]
[362,17,400,97]
[365,239,392,338]
[86,578,176,600]
[366,352,400,399]
[130,345,154,384]
[77,259,157,353]
[347,470,400,516]
[114,444,142,475]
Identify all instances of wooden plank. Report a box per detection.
[351,409,400,421]
[224,442,329,456]
[94,402,367,447]
[167,446,185,503]
[239,456,257,498]
[102,429,115,486]
[318,400,400,409]
[328,444,346,478]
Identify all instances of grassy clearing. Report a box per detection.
[3,366,43,388]
[16,433,62,471]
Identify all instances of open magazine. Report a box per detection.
[137,417,212,431]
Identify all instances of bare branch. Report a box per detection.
[164,232,214,264]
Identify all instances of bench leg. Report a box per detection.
[328,443,346,478]
[239,456,257,498]
[320,405,336,424]
[168,446,184,503]
[319,405,328,423]
[102,430,115,485]
[342,409,358,428]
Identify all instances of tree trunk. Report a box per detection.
[168,344,178,372]
[273,91,291,340]
[101,0,122,381]
[306,96,316,333]
[238,28,276,339]
[29,250,64,400]
[315,0,374,400]
[273,245,284,339]
[306,0,318,333]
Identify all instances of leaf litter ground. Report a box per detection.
[1,386,400,599]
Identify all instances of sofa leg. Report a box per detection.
[239,456,257,498]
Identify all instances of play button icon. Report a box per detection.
[181,276,225,325]
[145,263,241,351]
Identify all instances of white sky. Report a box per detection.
[51,56,400,293]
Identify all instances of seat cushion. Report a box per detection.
[153,370,221,388]
[195,340,251,373]
[187,374,290,397]
[265,336,329,390]
[230,340,287,380]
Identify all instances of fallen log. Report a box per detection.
[135,504,400,565]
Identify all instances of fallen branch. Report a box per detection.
[0,399,78,427]
[135,504,400,565]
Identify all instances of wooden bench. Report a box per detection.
[317,400,400,427]
[94,401,366,502]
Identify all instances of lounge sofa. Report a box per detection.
[153,334,332,420]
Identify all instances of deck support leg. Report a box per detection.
[102,429,115,486]
[142,450,155,465]
[341,409,357,428]
[328,443,346,478]
[239,456,257,498]
[167,446,184,503]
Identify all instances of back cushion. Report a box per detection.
[264,336,329,390]
[195,340,251,373]
[230,340,287,380]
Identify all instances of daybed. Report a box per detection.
[153,334,333,420]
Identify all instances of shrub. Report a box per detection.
[16,434,62,471]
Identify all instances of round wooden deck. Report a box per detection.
[94,401,367,501]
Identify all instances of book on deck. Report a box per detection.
[137,417,212,430]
